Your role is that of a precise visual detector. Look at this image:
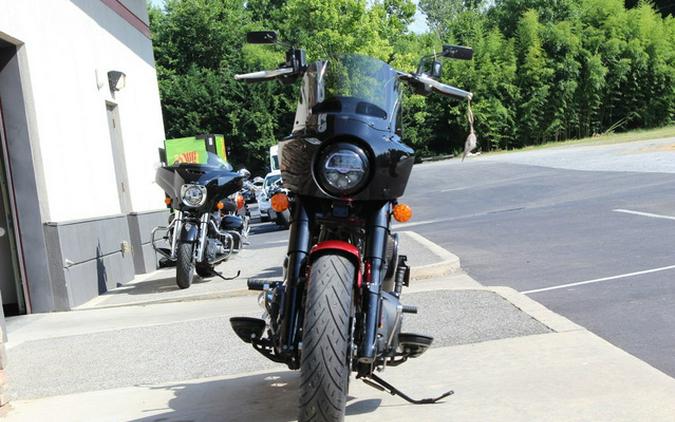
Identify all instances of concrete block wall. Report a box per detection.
[127,210,169,274]
[44,214,136,310]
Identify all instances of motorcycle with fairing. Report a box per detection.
[230,31,473,421]
[153,152,250,289]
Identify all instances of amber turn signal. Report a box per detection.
[271,193,289,213]
[236,194,245,210]
[392,203,412,222]
[164,196,172,206]
[216,201,225,210]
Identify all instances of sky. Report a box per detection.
[148,0,430,34]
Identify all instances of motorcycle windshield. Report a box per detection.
[169,151,233,171]
[321,55,398,117]
[297,54,399,133]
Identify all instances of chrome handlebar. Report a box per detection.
[235,67,473,100]
[414,74,473,100]
[234,67,295,81]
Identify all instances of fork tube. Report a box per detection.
[196,212,210,261]
[279,198,310,361]
[360,202,390,363]
[170,211,183,259]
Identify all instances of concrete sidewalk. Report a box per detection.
[3,232,675,421]
[6,330,675,422]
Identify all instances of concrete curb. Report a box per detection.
[488,286,585,333]
[402,231,462,281]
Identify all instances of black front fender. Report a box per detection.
[180,222,200,243]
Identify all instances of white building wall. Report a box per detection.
[0,0,165,222]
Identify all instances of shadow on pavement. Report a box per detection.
[130,371,381,422]
[250,223,288,235]
[253,266,283,279]
[100,275,214,296]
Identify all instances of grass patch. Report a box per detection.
[485,125,675,156]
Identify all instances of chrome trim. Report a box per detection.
[180,184,207,208]
[208,220,241,258]
[170,211,183,259]
[195,213,209,261]
[151,218,176,260]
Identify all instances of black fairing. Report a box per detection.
[279,58,414,201]
[155,164,243,212]
[280,107,414,201]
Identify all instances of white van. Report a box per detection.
[269,145,279,172]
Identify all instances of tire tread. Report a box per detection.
[299,254,355,422]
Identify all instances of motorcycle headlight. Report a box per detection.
[181,184,207,207]
[316,143,369,196]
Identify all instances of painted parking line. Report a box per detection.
[263,240,288,245]
[393,218,447,229]
[521,264,675,295]
[441,187,468,193]
[613,209,675,221]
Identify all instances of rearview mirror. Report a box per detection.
[246,31,277,44]
[442,44,473,60]
[430,61,442,79]
[238,168,251,180]
[416,57,443,80]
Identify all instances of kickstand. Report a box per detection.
[362,373,453,405]
[210,270,241,281]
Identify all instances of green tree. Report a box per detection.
[150,0,675,167]
[514,10,553,145]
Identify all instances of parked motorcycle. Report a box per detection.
[152,152,249,289]
[229,31,474,421]
[265,174,291,227]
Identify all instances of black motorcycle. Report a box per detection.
[152,152,249,289]
[230,31,473,421]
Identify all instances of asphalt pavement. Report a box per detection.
[407,137,675,376]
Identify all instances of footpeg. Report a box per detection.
[401,304,417,314]
[247,278,281,291]
[230,317,266,343]
[398,333,433,358]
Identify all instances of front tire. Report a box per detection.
[176,242,195,289]
[299,254,355,422]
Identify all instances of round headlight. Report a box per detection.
[181,184,206,207]
[317,143,369,195]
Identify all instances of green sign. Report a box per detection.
[164,134,228,165]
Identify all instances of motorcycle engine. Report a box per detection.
[376,291,403,356]
[206,238,226,261]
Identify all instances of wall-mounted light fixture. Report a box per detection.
[108,70,127,92]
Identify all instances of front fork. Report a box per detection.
[170,211,209,262]
[170,210,183,259]
[195,212,210,262]
[360,202,390,364]
[277,199,311,366]
[277,199,390,369]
